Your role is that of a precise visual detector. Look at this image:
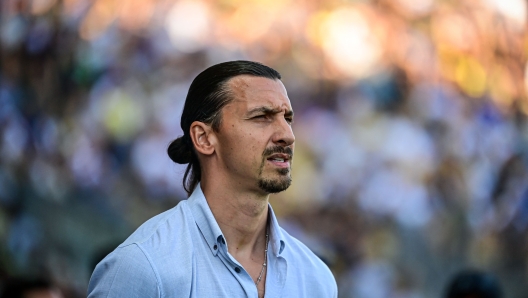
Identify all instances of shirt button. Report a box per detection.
[234,267,241,273]
[213,244,217,250]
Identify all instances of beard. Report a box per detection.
[257,146,293,193]
[258,168,292,193]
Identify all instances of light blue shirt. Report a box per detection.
[88,184,337,297]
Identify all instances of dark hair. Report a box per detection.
[445,269,502,298]
[167,60,281,196]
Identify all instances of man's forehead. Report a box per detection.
[228,75,286,92]
[226,75,291,109]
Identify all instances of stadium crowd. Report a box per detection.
[1,0,527,297]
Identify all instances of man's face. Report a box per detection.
[215,75,295,194]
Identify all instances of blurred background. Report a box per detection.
[1,0,527,297]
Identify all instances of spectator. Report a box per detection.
[1,277,63,298]
[444,269,502,298]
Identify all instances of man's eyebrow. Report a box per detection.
[246,106,294,116]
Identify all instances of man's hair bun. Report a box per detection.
[167,136,192,164]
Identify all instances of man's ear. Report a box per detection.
[189,121,215,156]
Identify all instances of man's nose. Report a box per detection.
[272,118,295,146]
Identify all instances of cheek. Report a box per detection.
[225,130,261,158]
[243,129,263,145]
[222,125,270,159]
[241,133,268,168]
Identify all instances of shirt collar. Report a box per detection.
[188,183,286,257]
[268,203,286,256]
[188,183,224,256]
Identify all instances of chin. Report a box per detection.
[258,175,292,194]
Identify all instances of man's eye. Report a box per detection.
[286,118,293,124]
[253,115,267,119]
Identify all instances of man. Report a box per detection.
[88,61,337,297]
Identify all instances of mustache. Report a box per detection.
[262,146,293,159]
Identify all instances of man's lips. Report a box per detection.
[266,153,291,167]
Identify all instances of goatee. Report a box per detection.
[258,145,293,193]
[258,168,292,193]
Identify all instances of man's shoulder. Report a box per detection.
[89,200,195,298]
[89,200,196,297]
[120,199,192,248]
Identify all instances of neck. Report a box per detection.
[200,178,269,257]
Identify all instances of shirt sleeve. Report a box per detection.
[87,244,160,298]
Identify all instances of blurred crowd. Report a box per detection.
[1,0,528,297]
